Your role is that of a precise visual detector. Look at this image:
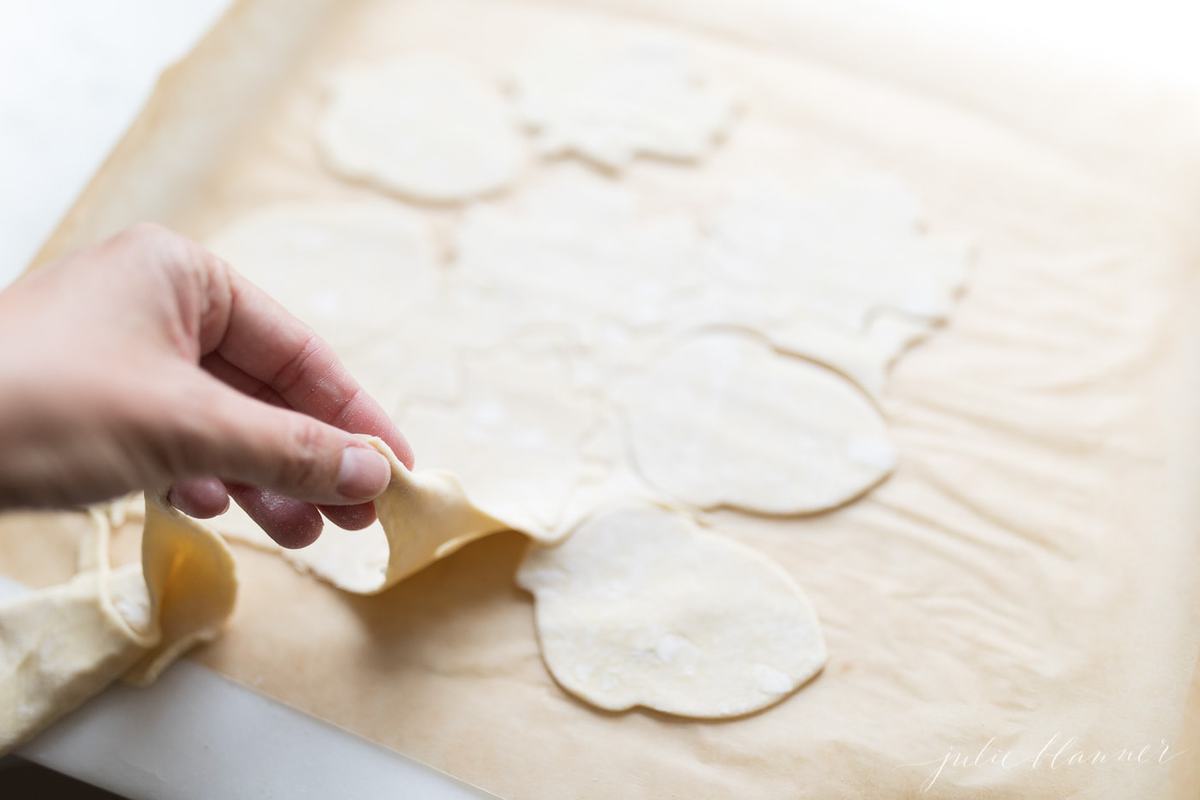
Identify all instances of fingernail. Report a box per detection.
[337,446,390,501]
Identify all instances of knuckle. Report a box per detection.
[269,332,325,397]
[279,418,329,492]
[117,222,218,281]
[116,221,180,256]
[162,234,209,278]
[125,220,173,240]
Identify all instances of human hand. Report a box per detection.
[0,223,413,548]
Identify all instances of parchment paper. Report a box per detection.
[3,0,1200,797]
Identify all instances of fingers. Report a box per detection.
[145,230,411,541]
[167,477,230,518]
[172,376,392,507]
[164,472,362,547]
[318,502,378,531]
[201,269,414,468]
[227,485,323,549]
[200,351,287,408]
[201,352,382,531]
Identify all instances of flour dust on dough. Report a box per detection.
[0,500,237,753]
[513,41,736,169]
[614,329,896,514]
[318,54,525,202]
[452,166,705,348]
[517,505,826,718]
[693,174,972,394]
[206,202,459,414]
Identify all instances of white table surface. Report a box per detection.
[0,1,1197,797]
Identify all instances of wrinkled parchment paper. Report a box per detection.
[3,0,1200,796]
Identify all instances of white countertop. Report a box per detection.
[0,1,1196,797]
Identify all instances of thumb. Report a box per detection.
[168,378,393,505]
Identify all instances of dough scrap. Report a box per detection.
[513,41,735,169]
[0,430,572,751]
[694,174,972,394]
[0,499,237,752]
[614,330,896,514]
[517,505,826,717]
[318,54,525,202]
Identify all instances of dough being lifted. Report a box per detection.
[0,434,568,752]
[517,506,826,717]
[319,54,525,202]
[615,330,896,514]
[215,437,566,594]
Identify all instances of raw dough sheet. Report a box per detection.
[3,0,1200,797]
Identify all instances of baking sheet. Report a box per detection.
[3,0,1200,796]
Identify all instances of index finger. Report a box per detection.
[201,263,414,468]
